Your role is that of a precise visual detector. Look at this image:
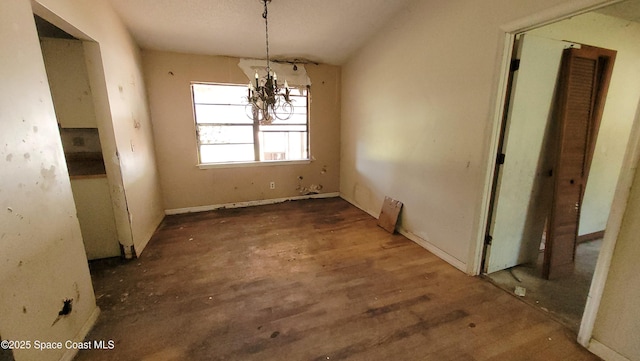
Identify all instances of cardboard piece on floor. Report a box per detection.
[377,196,403,233]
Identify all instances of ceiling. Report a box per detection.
[107,0,414,65]
[107,0,640,66]
[596,0,640,23]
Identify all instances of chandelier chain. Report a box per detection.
[246,0,293,124]
[263,0,270,73]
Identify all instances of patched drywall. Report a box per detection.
[142,50,340,211]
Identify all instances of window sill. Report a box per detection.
[198,159,311,169]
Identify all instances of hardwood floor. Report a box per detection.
[76,198,600,361]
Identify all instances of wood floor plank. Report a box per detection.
[76,198,600,361]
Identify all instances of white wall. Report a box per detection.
[340,0,596,270]
[530,12,640,236]
[591,140,640,360]
[0,1,98,360]
[33,0,165,255]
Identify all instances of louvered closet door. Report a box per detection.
[543,46,616,280]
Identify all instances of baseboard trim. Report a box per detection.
[338,194,378,218]
[578,230,605,244]
[338,194,468,273]
[398,228,468,273]
[165,192,341,215]
[59,306,101,361]
[588,339,631,361]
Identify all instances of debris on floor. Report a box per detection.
[509,269,522,283]
[514,286,526,297]
[377,196,403,233]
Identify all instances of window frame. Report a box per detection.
[190,82,310,168]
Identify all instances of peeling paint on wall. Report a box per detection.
[296,175,323,195]
[238,58,311,87]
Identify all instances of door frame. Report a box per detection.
[471,0,637,352]
[32,3,136,258]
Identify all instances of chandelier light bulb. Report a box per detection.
[245,0,294,124]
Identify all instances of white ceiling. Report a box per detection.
[596,0,640,23]
[107,0,414,65]
[107,0,640,66]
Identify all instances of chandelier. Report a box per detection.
[247,0,293,124]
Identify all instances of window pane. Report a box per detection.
[264,113,306,125]
[288,87,308,97]
[194,104,252,124]
[192,83,249,105]
[200,144,255,163]
[260,125,307,132]
[192,83,309,164]
[260,131,308,161]
[198,125,254,144]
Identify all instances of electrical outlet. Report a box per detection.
[270,181,276,190]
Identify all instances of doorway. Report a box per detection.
[482,3,640,333]
[34,16,122,261]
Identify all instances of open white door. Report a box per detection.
[486,35,575,274]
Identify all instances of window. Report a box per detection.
[191,82,309,165]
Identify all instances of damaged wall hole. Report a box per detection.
[296,175,323,195]
[51,298,73,326]
[59,299,72,315]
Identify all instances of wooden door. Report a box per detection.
[486,35,572,274]
[543,46,616,280]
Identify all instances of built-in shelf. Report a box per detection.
[65,151,106,177]
[60,128,106,177]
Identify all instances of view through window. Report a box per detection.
[191,82,309,164]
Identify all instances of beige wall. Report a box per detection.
[531,12,640,237]
[340,0,595,269]
[591,147,640,359]
[39,38,98,128]
[341,0,640,358]
[0,1,97,360]
[34,0,165,255]
[142,50,341,211]
[1,0,164,359]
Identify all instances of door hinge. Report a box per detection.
[497,153,506,165]
[484,234,493,246]
[510,59,520,72]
